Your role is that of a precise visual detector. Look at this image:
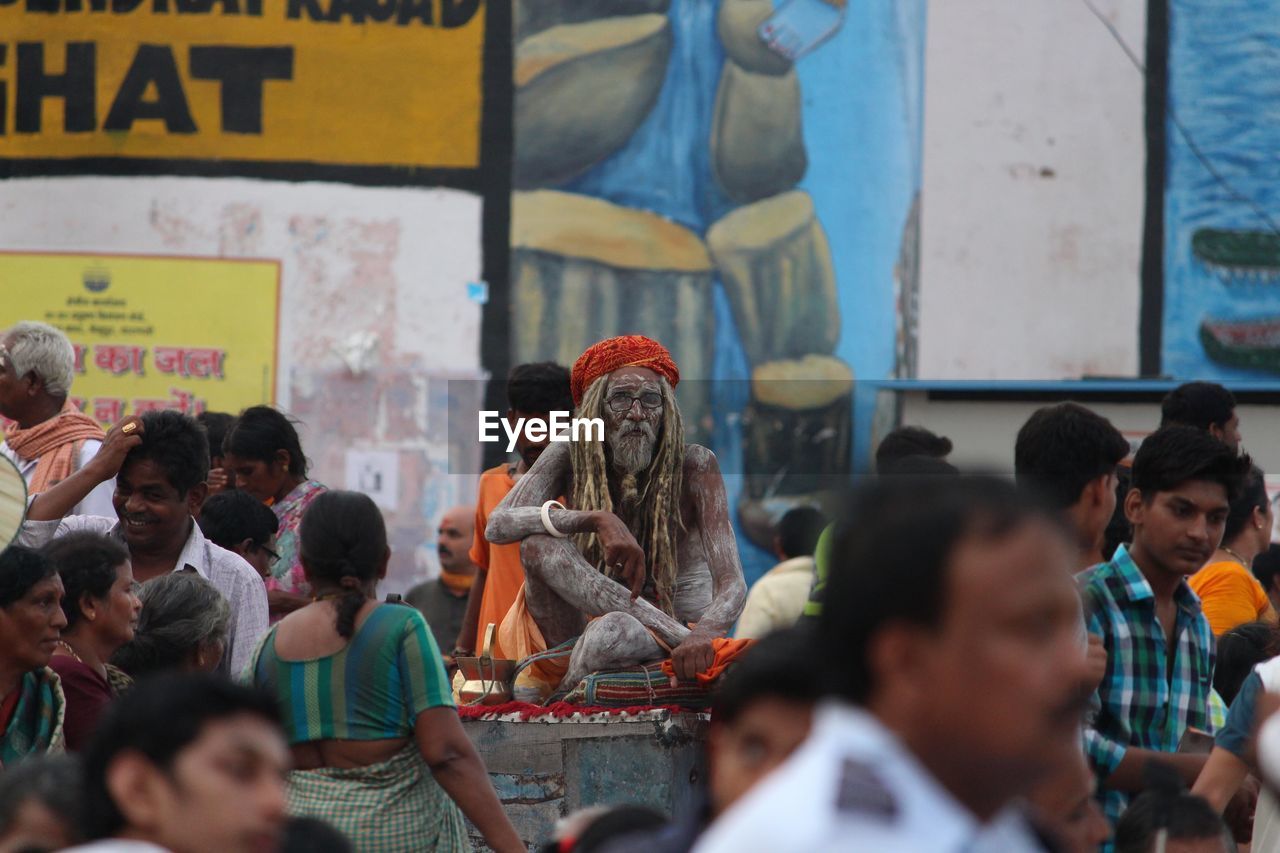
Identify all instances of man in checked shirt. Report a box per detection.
[1082,425,1251,836]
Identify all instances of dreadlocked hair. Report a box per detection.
[570,375,686,616]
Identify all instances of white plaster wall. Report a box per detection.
[919,0,1146,379]
[0,176,486,590]
[0,176,483,393]
[899,393,1280,477]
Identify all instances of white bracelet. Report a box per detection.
[540,500,568,538]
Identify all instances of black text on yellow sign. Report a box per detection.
[0,0,486,169]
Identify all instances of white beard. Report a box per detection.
[609,423,656,474]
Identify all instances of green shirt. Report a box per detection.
[251,604,454,744]
[801,524,835,619]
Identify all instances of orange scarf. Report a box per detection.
[660,637,755,686]
[440,568,476,596]
[3,402,105,494]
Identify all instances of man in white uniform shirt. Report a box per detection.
[0,322,114,516]
[18,410,268,677]
[696,476,1094,852]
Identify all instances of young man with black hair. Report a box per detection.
[18,411,269,676]
[873,425,953,475]
[69,673,288,853]
[697,476,1091,851]
[1083,426,1251,835]
[737,507,825,639]
[196,490,281,581]
[454,361,572,658]
[1015,402,1130,572]
[1161,381,1242,452]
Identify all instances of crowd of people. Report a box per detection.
[0,319,1278,852]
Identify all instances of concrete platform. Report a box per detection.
[462,709,708,850]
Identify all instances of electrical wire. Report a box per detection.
[1078,0,1280,238]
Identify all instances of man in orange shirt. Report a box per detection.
[453,362,572,658]
[1190,464,1277,635]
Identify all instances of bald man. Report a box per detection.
[405,505,479,662]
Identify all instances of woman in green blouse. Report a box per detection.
[247,490,522,852]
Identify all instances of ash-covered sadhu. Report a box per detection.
[485,335,747,697]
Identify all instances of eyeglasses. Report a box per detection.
[255,543,281,566]
[606,391,662,413]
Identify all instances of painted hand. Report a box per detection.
[596,512,647,600]
[670,631,715,684]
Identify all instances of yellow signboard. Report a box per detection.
[0,252,278,426]
[0,1,485,169]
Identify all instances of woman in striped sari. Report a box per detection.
[246,490,522,852]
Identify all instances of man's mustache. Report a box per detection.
[616,421,656,440]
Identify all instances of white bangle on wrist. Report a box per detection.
[540,500,568,538]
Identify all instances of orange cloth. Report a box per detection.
[498,585,570,698]
[3,401,104,493]
[470,464,525,659]
[1189,559,1278,636]
[439,569,475,596]
[660,637,755,686]
[570,335,680,406]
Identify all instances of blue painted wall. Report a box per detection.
[1163,0,1280,379]
[510,0,926,584]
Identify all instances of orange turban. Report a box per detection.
[570,335,680,407]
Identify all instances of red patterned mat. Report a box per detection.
[457,701,689,721]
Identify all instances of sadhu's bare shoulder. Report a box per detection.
[682,444,720,477]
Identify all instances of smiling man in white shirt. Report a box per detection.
[18,410,268,677]
[696,476,1093,853]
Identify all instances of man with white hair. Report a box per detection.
[485,335,747,697]
[0,322,113,515]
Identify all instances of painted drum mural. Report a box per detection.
[505,0,925,580]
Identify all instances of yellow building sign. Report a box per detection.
[0,252,278,426]
[0,1,485,169]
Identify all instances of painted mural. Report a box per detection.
[505,0,925,580]
[1163,0,1280,378]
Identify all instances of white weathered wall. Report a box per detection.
[899,393,1280,477]
[1,176,486,591]
[919,0,1146,379]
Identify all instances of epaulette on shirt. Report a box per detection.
[834,758,898,821]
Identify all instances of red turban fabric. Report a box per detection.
[570,335,680,407]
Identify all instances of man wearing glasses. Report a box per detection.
[483,335,747,700]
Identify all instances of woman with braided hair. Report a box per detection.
[245,490,522,852]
